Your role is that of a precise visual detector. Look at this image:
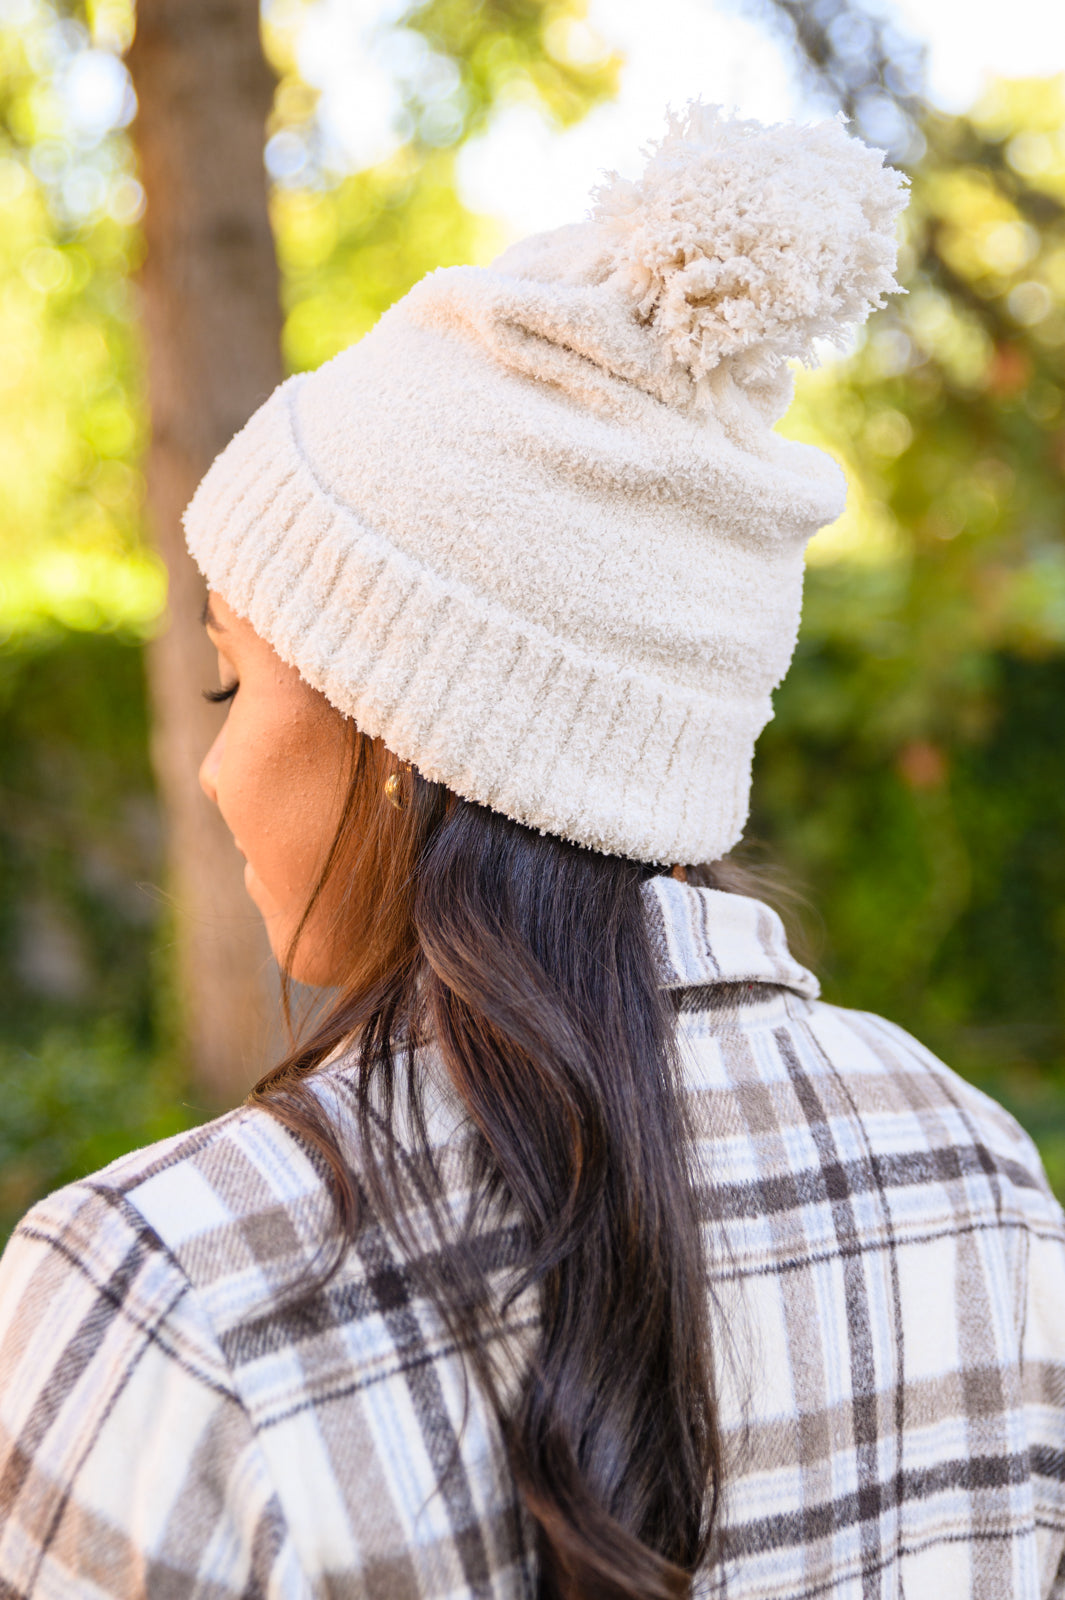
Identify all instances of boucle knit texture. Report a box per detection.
[184,105,907,863]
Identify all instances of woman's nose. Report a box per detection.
[199,724,225,806]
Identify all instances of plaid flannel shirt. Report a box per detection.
[1,877,1064,1599]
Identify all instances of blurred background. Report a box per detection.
[2,0,1064,1236]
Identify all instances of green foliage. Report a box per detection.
[274,147,505,371]
[0,1,185,1238]
[396,0,621,139]
[762,79,1065,1171]
[0,1023,196,1242]
[0,0,162,639]
[264,0,617,372]
[0,627,162,1047]
[0,624,204,1242]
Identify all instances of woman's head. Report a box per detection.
[184,109,905,875]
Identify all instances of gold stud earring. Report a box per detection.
[384,772,404,811]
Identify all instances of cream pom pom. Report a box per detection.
[592,103,908,383]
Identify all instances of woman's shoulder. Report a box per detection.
[0,1102,321,1596]
[680,953,1064,1248]
[4,1049,467,1331]
[790,995,1064,1229]
[0,1067,513,1598]
[10,1084,346,1313]
[0,1112,266,1444]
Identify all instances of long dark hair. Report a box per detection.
[252,726,725,1599]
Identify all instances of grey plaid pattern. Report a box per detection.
[1,877,1063,1598]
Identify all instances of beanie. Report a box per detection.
[184,105,906,864]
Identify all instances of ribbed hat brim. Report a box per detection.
[185,371,777,863]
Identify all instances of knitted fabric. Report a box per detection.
[184,105,907,863]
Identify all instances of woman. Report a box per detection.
[0,107,1063,1600]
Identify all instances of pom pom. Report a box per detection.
[592,104,908,383]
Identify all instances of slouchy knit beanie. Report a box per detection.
[184,105,906,864]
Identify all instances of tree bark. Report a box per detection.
[128,0,283,1105]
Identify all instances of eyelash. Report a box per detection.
[202,681,238,705]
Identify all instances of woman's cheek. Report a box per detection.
[213,686,349,966]
[241,818,298,920]
[240,784,324,924]
[213,736,285,913]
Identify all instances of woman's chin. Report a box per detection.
[242,866,288,951]
[241,862,340,986]
[242,860,277,919]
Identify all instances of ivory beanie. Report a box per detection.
[184,105,906,864]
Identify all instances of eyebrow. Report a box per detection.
[200,596,226,632]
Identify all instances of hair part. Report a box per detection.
[253,729,725,1599]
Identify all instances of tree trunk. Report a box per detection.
[128,0,283,1105]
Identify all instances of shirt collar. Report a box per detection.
[641,876,820,999]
